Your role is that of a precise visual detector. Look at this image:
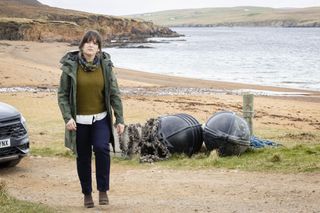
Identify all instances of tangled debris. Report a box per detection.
[118,118,170,163]
[119,123,142,157]
[140,118,171,163]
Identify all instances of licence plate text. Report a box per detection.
[0,138,10,148]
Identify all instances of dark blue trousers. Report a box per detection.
[76,117,111,195]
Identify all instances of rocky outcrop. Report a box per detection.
[0,0,180,45]
[0,19,83,41]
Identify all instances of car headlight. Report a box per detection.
[21,114,27,130]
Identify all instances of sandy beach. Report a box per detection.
[1,40,320,129]
[0,40,320,212]
[1,40,320,94]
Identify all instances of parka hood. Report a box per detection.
[60,50,79,66]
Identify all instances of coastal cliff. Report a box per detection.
[0,0,179,45]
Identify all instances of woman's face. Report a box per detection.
[82,40,99,58]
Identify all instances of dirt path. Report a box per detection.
[0,156,319,213]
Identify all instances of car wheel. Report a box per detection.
[0,158,22,167]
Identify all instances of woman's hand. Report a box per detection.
[116,123,125,135]
[66,118,77,131]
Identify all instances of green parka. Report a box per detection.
[57,50,124,154]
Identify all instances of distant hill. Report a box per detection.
[127,6,320,27]
[0,0,179,45]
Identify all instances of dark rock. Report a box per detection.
[118,45,153,49]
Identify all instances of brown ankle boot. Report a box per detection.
[84,194,94,208]
[99,191,109,205]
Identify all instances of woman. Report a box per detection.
[58,30,125,208]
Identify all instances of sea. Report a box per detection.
[104,27,320,91]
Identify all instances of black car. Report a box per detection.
[0,102,29,167]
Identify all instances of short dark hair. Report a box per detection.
[79,30,102,51]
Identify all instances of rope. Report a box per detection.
[250,135,282,148]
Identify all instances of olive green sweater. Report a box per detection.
[76,65,106,115]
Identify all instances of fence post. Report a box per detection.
[243,93,254,135]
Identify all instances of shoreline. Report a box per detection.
[0,85,315,97]
[0,40,319,148]
[115,67,320,93]
[0,40,320,102]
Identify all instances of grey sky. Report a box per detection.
[38,0,320,16]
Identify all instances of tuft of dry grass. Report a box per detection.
[0,180,6,193]
[270,153,282,162]
[209,150,219,161]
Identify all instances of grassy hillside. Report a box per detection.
[127,6,320,27]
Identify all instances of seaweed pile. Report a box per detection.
[118,118,171,163]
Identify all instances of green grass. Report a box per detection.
[112,144,320,173]
[109,128,320,173]
[30,147,74,158]
[0,181,55,213]
[127,6,320,27]
[19,94,318,174]
[30,133,320,173]
[29,127,320,173]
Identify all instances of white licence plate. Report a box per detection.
[0,138,11,148]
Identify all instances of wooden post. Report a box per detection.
[243,93,254,135]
